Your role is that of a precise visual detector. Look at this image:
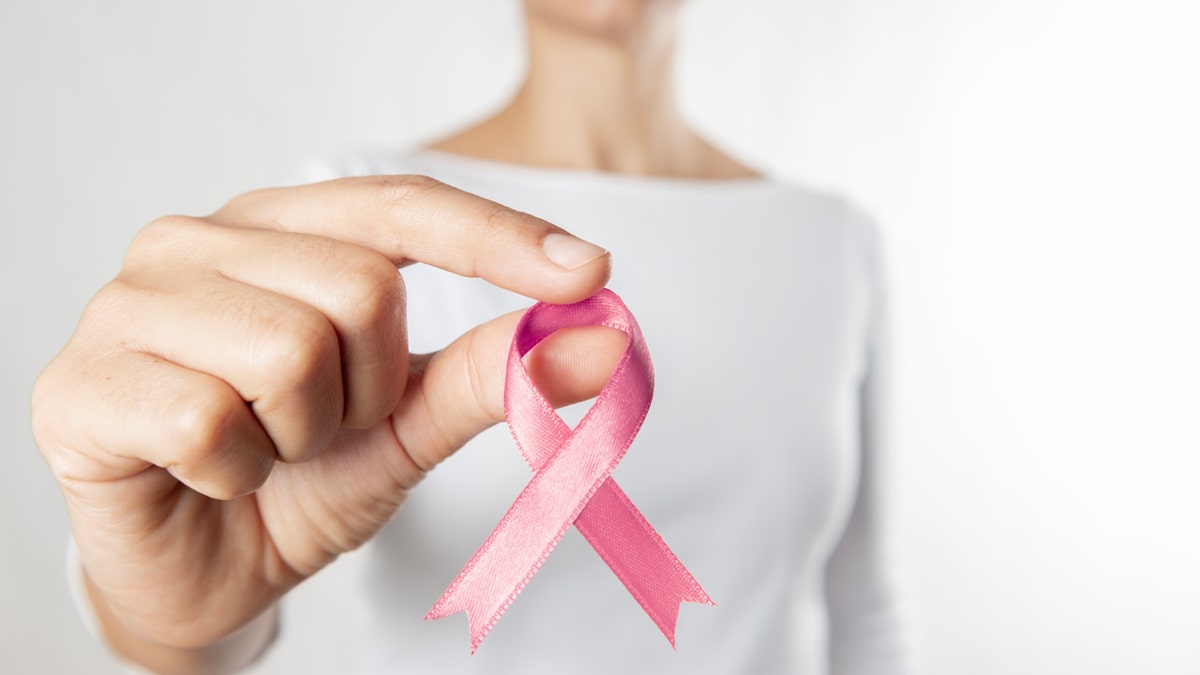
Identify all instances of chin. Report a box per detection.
[524,0,682,40]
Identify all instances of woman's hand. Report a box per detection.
[31,175,617,668]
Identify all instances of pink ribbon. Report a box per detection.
[426,289,713,652]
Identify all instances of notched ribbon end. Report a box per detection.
[654,592,717,649]
[429,289,710,652]
[425,602,496,654]
[422,593,461,622]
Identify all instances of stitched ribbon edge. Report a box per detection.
[425,289,713,652]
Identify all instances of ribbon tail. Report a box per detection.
[575,479,714,648]
[426,407,632,653]
[423,500,569,654]
[423,592,496,655]
[430,289,711,652]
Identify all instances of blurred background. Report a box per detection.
[2,0,1197,672]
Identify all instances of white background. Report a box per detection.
[3,0,1198,673]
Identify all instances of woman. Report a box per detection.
[33,1,909,672]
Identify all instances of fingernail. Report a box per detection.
[543,233,607,270]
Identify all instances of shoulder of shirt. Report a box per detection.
[761,179,887,287]
[758,177,884,257]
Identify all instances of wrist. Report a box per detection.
[70,542,278,675]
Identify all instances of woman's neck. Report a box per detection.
[430,10,757,180]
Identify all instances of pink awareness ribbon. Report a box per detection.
[425,289,713,652]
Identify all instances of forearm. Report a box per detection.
[81,569,278,675]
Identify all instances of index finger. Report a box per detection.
[211,175,611,304]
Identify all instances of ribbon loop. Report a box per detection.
[426,289,713,653]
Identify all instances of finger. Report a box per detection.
[391,309,629,472]
[139,220,409,430]
[37,349,276,502]
[211,175,611,304]
[103,274,344,463]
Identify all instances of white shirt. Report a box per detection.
[304,149,909,674]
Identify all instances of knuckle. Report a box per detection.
[126,215,202,268]
[30,363,68,454]
[73,278,148,342]
[31,358,114,484]
[337,254,404,329]
[476,205,535,253]
[455,205,526,279]
[214,186,278,222]
[463,329,503,423]
[370,173,446,209]
[169,381,245,469]
[479,204,522,235]
[253,306,340,391]
[83,278,135,321]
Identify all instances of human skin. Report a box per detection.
[33,1,755,673]
[433,0,757,178]
[33,176,618,673]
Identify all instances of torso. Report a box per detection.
[306,149,879,674]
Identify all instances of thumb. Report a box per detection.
[256,307,628,576]
[393,307,629,472]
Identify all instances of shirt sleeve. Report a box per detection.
[823,212,916,675]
